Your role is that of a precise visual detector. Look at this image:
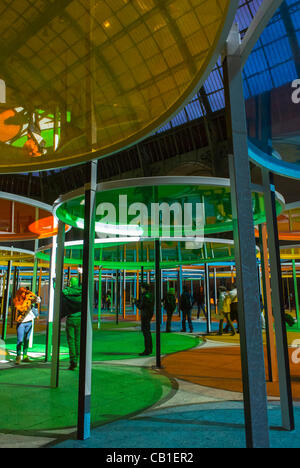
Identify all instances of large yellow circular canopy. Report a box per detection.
[0,0,238,173]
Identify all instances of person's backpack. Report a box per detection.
[165,293,176,311]
[180,292,193,310]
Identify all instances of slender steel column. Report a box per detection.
[10,266,18,328]
[161,269,164,326]
[46,235,57,362]
[50,221,66,388]
[1,261,12,340]
[155,239,162,369]
[204,263,211,334]
[29,238,39,349]
[223,25,269,448]
[133,252,137,316]
[77,160,97,441]
[116,270,120,325]
[262,169,294,431]
[1,273,6,320]
[141,242,144,284]
[98,267,102,329]
[259,223,278,383]
[213,268,218,314]
[292,255,300,327]
[123,269,126,319]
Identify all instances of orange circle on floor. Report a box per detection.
[162,346,300,400]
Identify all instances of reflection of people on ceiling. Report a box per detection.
[214,191,232,223]
[23,113,47,158]
[211,190,256,223]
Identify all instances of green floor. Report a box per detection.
[4,326,201,362]
[0,327,201,434]
[0,365,172,432]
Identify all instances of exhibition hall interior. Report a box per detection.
[1,0,300,449]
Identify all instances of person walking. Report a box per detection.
[105,290,112,311]
[229,285,239,334]
[218,286,236,336]
[180,286,194,333]
[162,288,177,333]
[132,283,155,356]
[61,277,82,370]
[194,285,207,319]
[13,287,41,365]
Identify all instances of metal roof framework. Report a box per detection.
[1,0,299,199]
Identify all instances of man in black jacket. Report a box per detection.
[61,277,82,370]
[162,287,176,333]
[180,286,194,333]
[132,283,154,356]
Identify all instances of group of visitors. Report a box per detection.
[12,275,244,368]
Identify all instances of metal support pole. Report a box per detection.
[46,234,57,362]
[10,266,18,329]
[32,243,38,295]
[223,25,269,448]
[204,263,211,334]
[259,223,278,383]
[141,243,144,284]
[292,255,300,327]
[77,160,97,441]
[98,267,102,329]
[29,239,39,349]
[214,268,218,314]
[262,169,294,431]
[51,221,66,388]
[116,270,120,325]
[1,261,12,340]
[123,270,126,319]
[133,252,137,316]
[155,239,162,369]
[161,269,164,326]
[1,273,6,320]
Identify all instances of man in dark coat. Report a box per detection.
[194,285,207,319]
[180,286,194,333]
[162,287,177,333]
[61,277,82,370]
[132,283,155,356]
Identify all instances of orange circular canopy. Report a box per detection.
[28,216,69,239]
[255,205,300,242]
[0,0,238,173]
[0,196,65,241]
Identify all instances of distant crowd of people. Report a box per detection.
[132,283,243,355]
[12,276,264,366]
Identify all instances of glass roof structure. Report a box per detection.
[157,0,300,132]
[1,0,300,180]
[0,0,238,173]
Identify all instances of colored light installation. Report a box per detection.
[244,0,300,179]
[28,216,70,240]
[255,201,300,242]
[0,192,66,241]
[36,237,239,269]
[53,177,284,238]
[0,0,238,173]
[0,247,34,264]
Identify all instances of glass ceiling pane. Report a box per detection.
[0,0,238,173]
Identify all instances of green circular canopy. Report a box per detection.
[36,237,260,270]
[0,0,238,173]
[53,176,285,239]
